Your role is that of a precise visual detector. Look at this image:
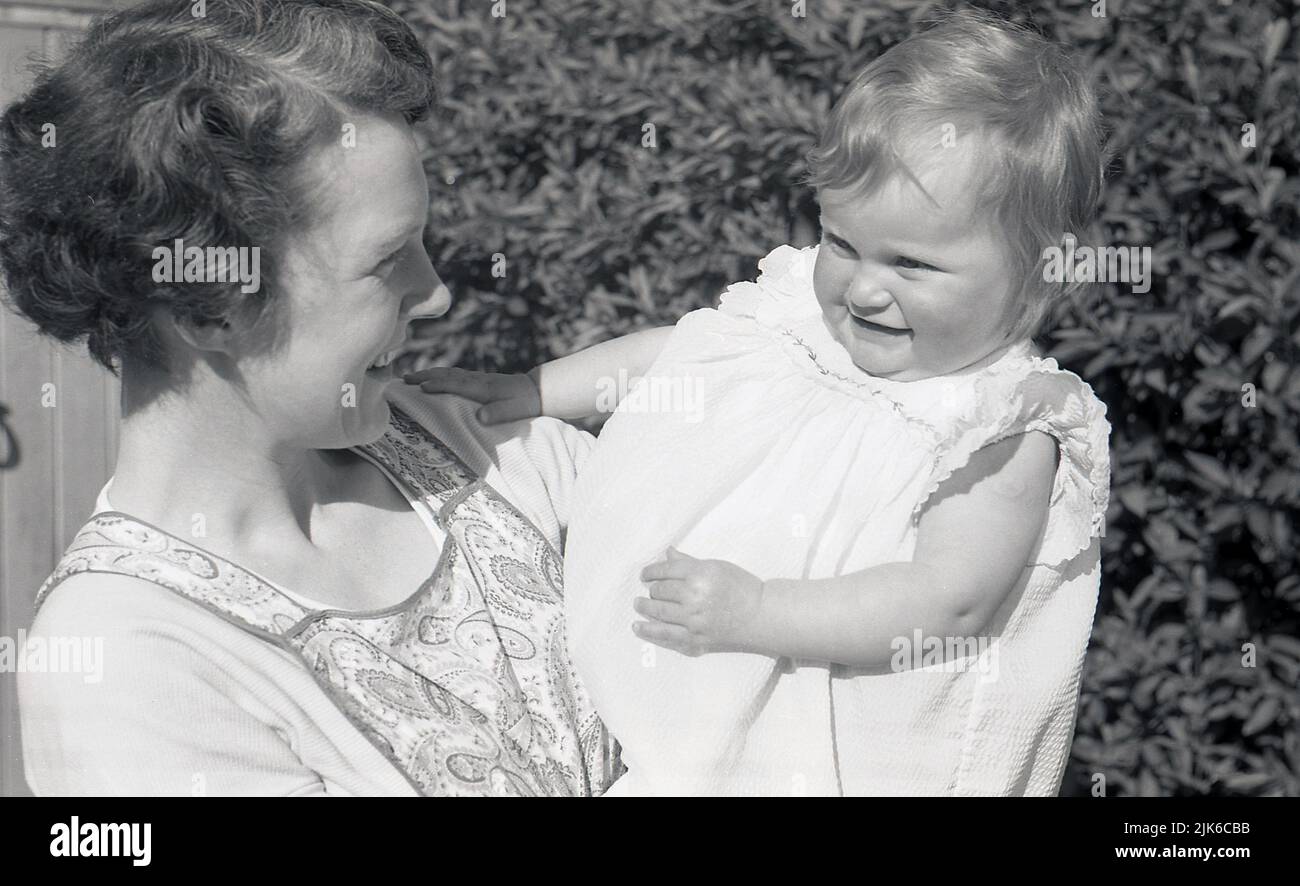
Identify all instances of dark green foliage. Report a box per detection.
[387,0,1299,795]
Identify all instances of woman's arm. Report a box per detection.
[634,431,1060,669]
[19,573,375,796]
[404,326,674,423]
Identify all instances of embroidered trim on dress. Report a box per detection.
[715,243,1112,567]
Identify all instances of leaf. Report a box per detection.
[1242,696,1280,736]
[1198,230,1238,252]
[1268,635,1300,662]
[1261,361,1287,393]
[1223,774,1277,795]
[1200,37,1255,61]
[1138,770,1162,797]
[1240,325,1275,366]
[1204,504,1242,533]
[1263,20,1290,69]
[1118,486,1148,518]
[1217,295,1262,321]
[847,11,867,51]
[1184,451,1233,490]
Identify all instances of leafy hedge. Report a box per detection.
[386,0,1300,795]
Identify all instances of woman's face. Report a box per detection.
[236,113,449,450]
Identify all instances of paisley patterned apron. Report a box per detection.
[35,406,622,796]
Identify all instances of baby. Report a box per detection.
[407,10,1112,796]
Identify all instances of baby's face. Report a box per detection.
[813,144,1019,382]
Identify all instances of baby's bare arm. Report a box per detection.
[532,326,675,419]
[635,432,1060,669]
[406,326,673,423]
[748,431,1059,667]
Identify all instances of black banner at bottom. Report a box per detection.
[0,797,1286,872]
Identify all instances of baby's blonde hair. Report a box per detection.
[808,8,1105,342]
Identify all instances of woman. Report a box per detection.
[1,0,618,796]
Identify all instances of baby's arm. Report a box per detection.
[533,326,675,419]
[635,431,1060,670]
[405,326,674,423]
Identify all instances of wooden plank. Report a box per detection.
[0,17,54,802]
[0,292,6,799]
[0,0,120,9]
[0,0,119,31]
[0,15,123,798]
[43,21,116,552]
[104,365,119,468]
[0,5,103,30]
[0,274,58,800]
[53,347,112,546]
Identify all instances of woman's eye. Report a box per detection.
[374,249,402,273]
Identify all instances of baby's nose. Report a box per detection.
[846,275,893,311]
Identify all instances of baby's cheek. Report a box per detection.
[812,263,845,309]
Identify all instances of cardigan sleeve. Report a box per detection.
[20,573,344,797]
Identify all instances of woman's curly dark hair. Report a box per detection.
[0,0,436,372]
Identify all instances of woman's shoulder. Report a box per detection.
[33,508,311,662]
[32,566,256,660]
[386,382,593,462]
[20,567,340,797]
[382,384,596,547]
[28,536,317,711]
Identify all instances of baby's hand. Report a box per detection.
[634,547,764,656]
[403,366,541,424]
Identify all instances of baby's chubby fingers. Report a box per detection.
[640,546,699,582]
[631,619,696,655]
[402,366,498,400]
[633,595,685,623]
[475,396,541,425]
[645,578,689,603]
[402,368,542,423]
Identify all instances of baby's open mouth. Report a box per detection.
[850,314,911,336]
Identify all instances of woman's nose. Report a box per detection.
[413,279,452,319]
[406,254,452,319]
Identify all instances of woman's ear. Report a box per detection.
[148,303,238,358]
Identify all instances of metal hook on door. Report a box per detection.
[0,402,19,469]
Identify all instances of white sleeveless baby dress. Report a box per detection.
[564,244,1111,796]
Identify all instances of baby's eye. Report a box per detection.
[822,233,856,256]
[896,255,939,272]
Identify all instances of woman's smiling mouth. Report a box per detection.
[368,349,397,370]
[366,348,400,376]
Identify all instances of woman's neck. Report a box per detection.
[109,365,353,550]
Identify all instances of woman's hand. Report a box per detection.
[403,366,542,424]
[633,547,765,656]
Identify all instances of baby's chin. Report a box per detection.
[824,315,936,382]
[848,356,937,382]
[852,343,1017,383]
